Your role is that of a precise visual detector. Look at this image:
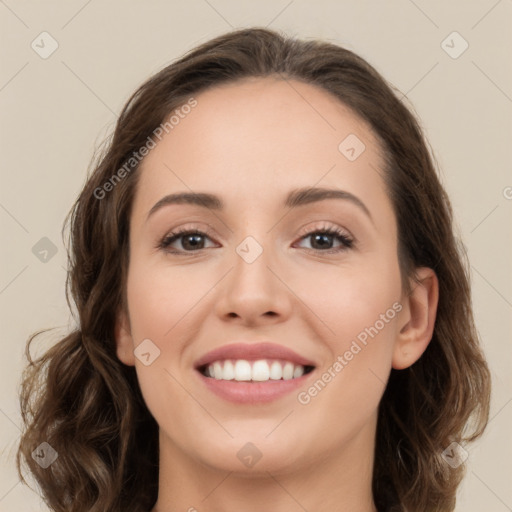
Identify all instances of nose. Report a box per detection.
[214,240,293,327]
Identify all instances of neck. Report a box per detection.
[151,416,378,512]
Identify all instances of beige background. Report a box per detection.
[1,1,511,510]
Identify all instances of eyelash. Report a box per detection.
[157,223,354,256]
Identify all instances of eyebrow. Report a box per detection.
[146,186,373,223]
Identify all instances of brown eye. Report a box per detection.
[159,229,216,254]
[296,227,354,253]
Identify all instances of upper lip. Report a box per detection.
[194,342,317,369]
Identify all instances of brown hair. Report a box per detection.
[17,27,491,512]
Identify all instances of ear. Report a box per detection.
[392,267,439,370]
[114,307,136,366]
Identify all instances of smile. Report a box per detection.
[200,359,315,382]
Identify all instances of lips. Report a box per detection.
[193,342,317,370]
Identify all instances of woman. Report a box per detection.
[17,27,491,512]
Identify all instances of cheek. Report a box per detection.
[123,259,217,412]
[124,264,198,429]
[291,251,402,344]
[296,272,401,436]
[291,248,402,411]
[125,259,212,340]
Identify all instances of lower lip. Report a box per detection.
[196,370,315,404]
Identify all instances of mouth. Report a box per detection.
[193,342,317,403]
[195,360,317,404]
[198,359,316,382]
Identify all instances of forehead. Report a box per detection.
[132,76,389,221]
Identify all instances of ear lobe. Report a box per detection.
[392,267,439,370]
[114,308,136,366]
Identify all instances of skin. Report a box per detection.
[115,76,438,512]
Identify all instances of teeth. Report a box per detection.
[293,365,305,379]
[223,360,235,380]
[269,361,283,380]
[234,360,252,381]
[213,362,222,379]
[203,359,309,382]
[283,362,294,380]
[252,360,270,381]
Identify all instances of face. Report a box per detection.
[115,77,421,475]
